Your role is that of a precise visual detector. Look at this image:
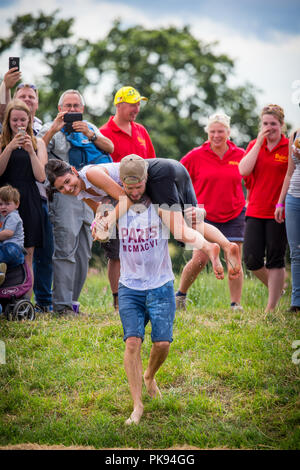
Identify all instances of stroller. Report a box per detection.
[0,261,35,321]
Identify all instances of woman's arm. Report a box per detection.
[274,131,297,223]
[86,166,134,241]
[239,129,268,176]
[24,136,47,182]
[0,132,24,175]
[85,166,126,201]
[83,198,99,214]
[0,142,14,175]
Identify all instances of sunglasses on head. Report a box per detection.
[16,83,37,91]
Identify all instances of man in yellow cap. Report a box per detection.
[100,86,156,163]
[100,86,156,310]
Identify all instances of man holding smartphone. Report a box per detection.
[38,89,114,315]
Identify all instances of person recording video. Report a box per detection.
[38,89,114,316]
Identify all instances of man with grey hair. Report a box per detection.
[38,89,114,315]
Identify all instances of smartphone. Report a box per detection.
[17,127,26,149]
[63,112,83,133]
[9,57,20,71]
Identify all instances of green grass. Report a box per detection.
[0,268,299,450]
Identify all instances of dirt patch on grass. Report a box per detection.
[0,443,223,450]
[0,444,97,450]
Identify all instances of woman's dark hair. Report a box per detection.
[45,159,72,201]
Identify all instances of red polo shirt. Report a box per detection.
[100,116,156,162]
[244,135,289,218]
[180,140,245,223]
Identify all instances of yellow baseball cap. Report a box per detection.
[114,86,148,105]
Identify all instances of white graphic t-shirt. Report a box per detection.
[118,196,174,290]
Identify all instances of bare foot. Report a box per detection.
[144,373,162,399]
[206,243,224,280]
[224,243,241,280]
[125,404,144,426]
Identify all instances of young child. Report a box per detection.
[0,185,25,285]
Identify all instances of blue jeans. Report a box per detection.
[33,199,54,307]
[0,242,24,267]
[285,193,300,307]
[118,281,176,343]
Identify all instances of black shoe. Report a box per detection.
[55,307,78,316]
[289,306,300,313]
[35,304,53,314]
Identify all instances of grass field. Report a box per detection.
[0,267,299,450]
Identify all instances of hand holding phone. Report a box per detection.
[63,112,83,133]
[17,127,26,149]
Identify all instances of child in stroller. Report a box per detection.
[0,185,34,320]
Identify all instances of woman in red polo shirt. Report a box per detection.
[239,104,289,312]
[177,113,246,310]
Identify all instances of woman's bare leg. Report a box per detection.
[227,242,244,304]
[178,250,209,293]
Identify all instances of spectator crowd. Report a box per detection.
[1,62,299,425]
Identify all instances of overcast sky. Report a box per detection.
[1,0,300,130]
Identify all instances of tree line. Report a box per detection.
[0,10,261,159]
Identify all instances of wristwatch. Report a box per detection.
[89,132,97,142]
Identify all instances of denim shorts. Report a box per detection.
[205,207,246,242]
[118,280,176,343]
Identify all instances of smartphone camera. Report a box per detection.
[17,127,26,149]
[63,113,83,133]
[9,57,20,70]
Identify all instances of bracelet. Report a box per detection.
[276,203,284,208]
